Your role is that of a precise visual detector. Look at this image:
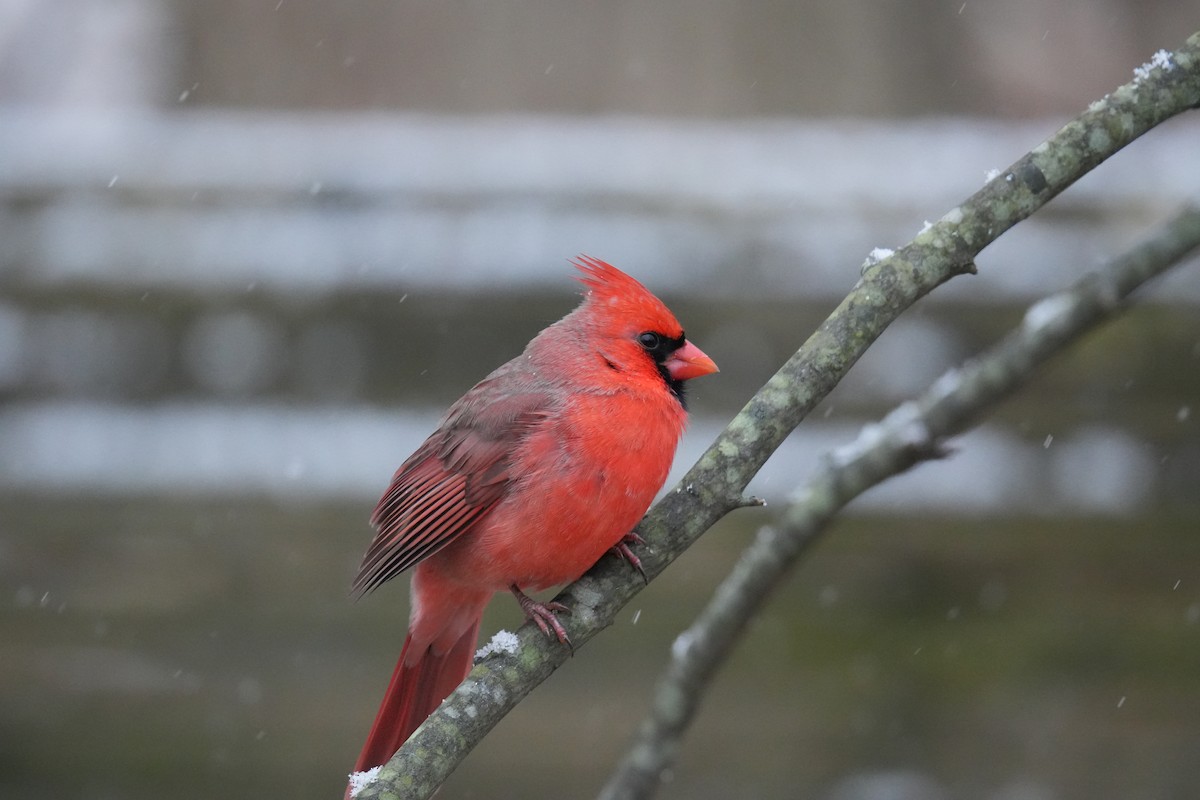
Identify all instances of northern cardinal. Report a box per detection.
[346,256,717,792]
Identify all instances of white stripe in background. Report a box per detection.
[0,402,1156,514]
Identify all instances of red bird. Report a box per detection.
[346,256,717,790]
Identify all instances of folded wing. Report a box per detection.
[352,370,553,597]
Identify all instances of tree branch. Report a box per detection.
[352,32,1200,800]
[598,200,1200,800]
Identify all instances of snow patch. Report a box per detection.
[883,401,933,450]
[1133,49,1174,82]
[862,247,894,271]
[826,401,933,470]
[348,767,381,797]
[829,421,886,469]
[1023,293,1076,335]
[672,630,696,660]
[927,367,962,405]
[475,629,520,660]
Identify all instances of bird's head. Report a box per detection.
[568,255,718,405]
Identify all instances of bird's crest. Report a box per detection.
[572,255,651,301]
[570,255,682,336]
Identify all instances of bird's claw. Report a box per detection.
[609,532,648,583]
[511,585,572,647]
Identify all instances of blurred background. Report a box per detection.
[2,2,1199,799]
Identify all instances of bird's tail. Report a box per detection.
[347,617,481,795]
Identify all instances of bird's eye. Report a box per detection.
[638,332,662,350]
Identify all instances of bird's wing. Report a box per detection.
[351,369,553,597]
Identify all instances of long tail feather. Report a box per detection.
[348,617,481,789]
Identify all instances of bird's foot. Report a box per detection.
[511,585,571,646]
[609,532,647,582]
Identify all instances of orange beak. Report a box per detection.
[664,340,719,382]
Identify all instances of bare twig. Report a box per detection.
[353,33,1200,800]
